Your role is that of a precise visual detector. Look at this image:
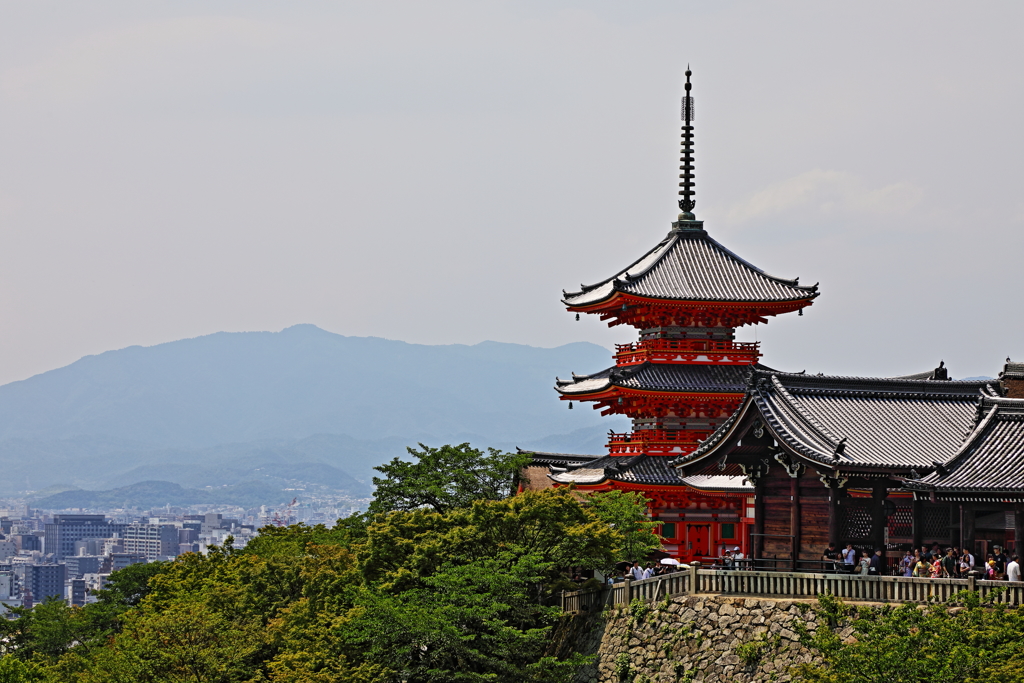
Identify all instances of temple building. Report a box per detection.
[534,70,818,563]
[671,367,1003,567]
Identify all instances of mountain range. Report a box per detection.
[0,325,626,503]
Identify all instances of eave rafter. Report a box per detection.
[561,386,743,419]
[566,293,814,329]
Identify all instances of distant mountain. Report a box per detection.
[0,326,622,498]
[32,480,295,510]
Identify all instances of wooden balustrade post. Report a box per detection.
[689,564,699,595]
[623,578,631,606]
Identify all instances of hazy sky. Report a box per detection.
[2,1,1022,386]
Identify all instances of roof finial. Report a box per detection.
[678,66,696,220]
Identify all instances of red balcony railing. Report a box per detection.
[606,429,712,456]
[614,338,760,366]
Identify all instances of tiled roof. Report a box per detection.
[555,362,751,396]
[515,449,602,468]
[546,452,753,491]
[681,475,754,493]
[1002,360,1024,380]
[562,226,819,308]
[673,368,1000,470]
[549,454,687,486]
[905,397,1024,494]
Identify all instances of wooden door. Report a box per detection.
[686,524,711,556]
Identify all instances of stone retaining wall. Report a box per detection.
[567,594,830,683]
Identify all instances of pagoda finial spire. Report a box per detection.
[678,66,696,219]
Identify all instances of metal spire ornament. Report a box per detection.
[678,67,696,219]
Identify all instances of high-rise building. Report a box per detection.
[121,524,179,561]
[24,564,65,602]
[65,555,103,579]
[44,515,125,561]
[109,553,146,572]
[0,570,14,601]
[69,578,87,607]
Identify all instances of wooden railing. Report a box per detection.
[606,430,708,455]
[560,568,1024,613]
[614,339,761,366]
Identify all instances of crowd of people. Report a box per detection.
[822,542,1022,580]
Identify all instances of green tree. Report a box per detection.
[361,488,619,592]
[584,490,661,563]
[369,443,532,514]
[0,656,35,683]
[795,591,1024,683]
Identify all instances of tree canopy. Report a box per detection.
[0,448,635,683]
[369,443,531,514]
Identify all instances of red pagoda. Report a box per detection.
[548,70,819,563]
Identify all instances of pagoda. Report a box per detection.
[549,70,819,562]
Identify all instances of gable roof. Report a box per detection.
[904,397,1024,496]
[673,368,1000,471]
[562,225,819,308]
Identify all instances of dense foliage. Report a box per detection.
[370,443,532,514]
[0,444,654,682]
[794,591,1024,683]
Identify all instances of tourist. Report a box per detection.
[859,550,871,576]
[941,548,957,578]
[642,562,655,580]
[900,549,914,577]
[986,559,998,580]
[630,561,644,581]
[822,543,840,573]
[962,547,975,572]
[913,556,930,577]
[995,547,1008,576]
[920,545,931,562]
[930,558,942,579]
[869,548,883,575]
[958,552,971,578]
[733,547,745,567]
[842,543,857,570]
[1007,554,1021,582]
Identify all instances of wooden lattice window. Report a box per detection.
[922,507,951,541]
[842,502,872,540]
[887,505,914,539]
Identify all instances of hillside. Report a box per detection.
[0,326,624,497]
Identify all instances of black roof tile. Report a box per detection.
[556,362,751,396]
[563,227,819,308]
[906,397,1024,494]
[673,368,1000,470]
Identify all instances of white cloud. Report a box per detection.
[719,169,925,225]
